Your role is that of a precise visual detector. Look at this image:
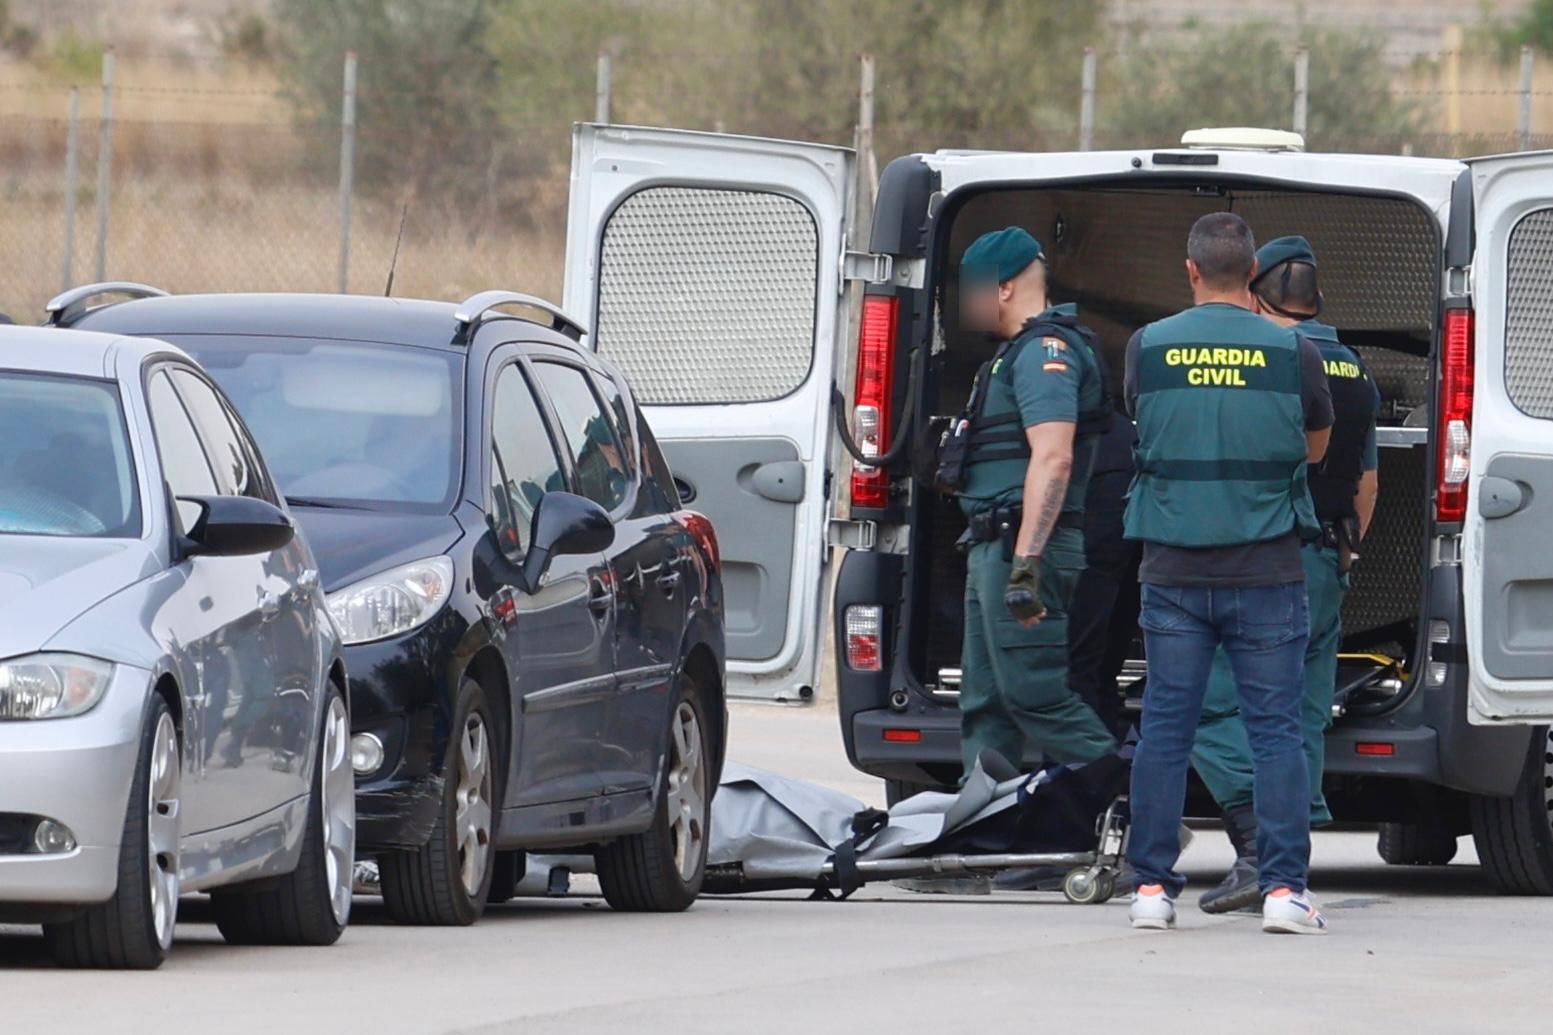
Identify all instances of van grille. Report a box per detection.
[1505,208,1553,418]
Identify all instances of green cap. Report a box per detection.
[1253,235,1317,283]
[962,226,1044,284]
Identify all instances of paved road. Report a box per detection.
[5,703,1551,1033]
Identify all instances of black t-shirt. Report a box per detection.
[1123,322,1335,588]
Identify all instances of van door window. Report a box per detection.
[533,362,632,513]
[592,186,819,405]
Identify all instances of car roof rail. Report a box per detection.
[45,282,169,326]
[453,290,587,343]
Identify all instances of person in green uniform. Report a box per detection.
[953,226,1116,775]
[1191,236,1381,913]
[1123,213,1334,935]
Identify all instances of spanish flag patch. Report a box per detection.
[1043,361,1067,372]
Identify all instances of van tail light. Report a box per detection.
[850,296,900,509]
[1437,307,1474,524]
[844,604,883,672]
[675,511,720,571]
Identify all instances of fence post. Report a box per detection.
[62,87,80,293]
[1520,45,1535,151]
[337,51,356,295]
[1079,48,1097,151]
[1444,25,1463,144]
[595,51,612,124]
[1293,47,1309,138]
[857,52,876,209]
[93,49,113,284]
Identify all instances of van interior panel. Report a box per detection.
[911,183,1437,708]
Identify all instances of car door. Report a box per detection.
[563,124,856,702]
[145,367,284,834]
[170,368,320,798]
[1463,153,1553,725]
[531,359,684,794]
[485,358,617,808]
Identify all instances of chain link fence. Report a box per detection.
[1,34,1551,322]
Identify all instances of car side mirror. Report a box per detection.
[178,495,295,557]
[520,491,614,591]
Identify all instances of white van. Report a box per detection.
[563,124,1553,893]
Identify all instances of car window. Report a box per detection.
[637,414,682,513]
[147,371,219,532]
[170,370,268,502]
[532,362,632,513]
[0,373,141,538]
[590,371,638,478]
[490,364,566,551]
[167,335,461,511]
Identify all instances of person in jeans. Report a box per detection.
[1121,213,1334,935]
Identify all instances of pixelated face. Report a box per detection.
[959,264,1001,333]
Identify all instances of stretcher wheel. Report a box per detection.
[1063,868,1110,905]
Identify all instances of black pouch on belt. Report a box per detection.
[1335,516,1361,575]
[999,510,1020,562]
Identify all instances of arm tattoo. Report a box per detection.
[1019,472,1070,557]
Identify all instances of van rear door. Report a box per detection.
[1463,153,1553,724]
[563,125,855,702]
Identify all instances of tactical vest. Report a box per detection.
[1298,320,1378,524]
[1125,303,1320,547]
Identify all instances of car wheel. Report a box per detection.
[380,678,499,925]
[595,680,710,912]
[1377,820,1459,866]
[1471,725,1553,895]
[212,682,355,945]
[44,696,181,970]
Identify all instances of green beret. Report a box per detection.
[962,226,1044,284]
[1254,235,1317,283]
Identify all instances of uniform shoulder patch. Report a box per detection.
[1042,361,1067,373]
[1042,336,1067,356]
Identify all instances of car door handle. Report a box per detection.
[259,591,282,621]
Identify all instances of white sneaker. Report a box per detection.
[1129,884,1177,930]
[1262,888,1328,935]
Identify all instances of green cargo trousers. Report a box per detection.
[1190,542,1345,824]
[959,526,1117,773]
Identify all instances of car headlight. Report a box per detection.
[0,654,115,720]
[326,557,454,646]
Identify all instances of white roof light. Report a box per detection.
[1180,127,1306,152]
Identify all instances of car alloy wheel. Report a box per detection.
[455,713,494,897]
[321,694,356,926]
[146,711,181,951]
[666,701,707,884]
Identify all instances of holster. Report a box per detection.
[1336,515,1361,575]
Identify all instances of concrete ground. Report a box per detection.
[5,701,1552,1033]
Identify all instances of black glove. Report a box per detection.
[1004,554,1046,625]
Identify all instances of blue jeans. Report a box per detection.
[1129,582,1312,897]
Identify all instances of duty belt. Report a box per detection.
[1315,516,1362,575]
[965,505,1084,544]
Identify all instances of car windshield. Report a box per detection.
[171,336,462,511]
[0,372,141,538]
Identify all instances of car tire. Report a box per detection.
[595,679,710,912]
[1471,726,1553,895]
[885,779,942,807]
[212,682,354,945]
[380,678,500,925]
[1377,820,1459,867]
[44,696,181,970]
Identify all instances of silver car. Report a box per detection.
[0,323,354,969]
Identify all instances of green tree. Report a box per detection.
[272,0,508,195]
[1104,22,1422,153]
[1496,0,1553,55]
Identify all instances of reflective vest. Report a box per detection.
[1298,320,1378,524]
[1125,303,1319,547]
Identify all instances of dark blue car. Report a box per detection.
[62,285,726,925]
